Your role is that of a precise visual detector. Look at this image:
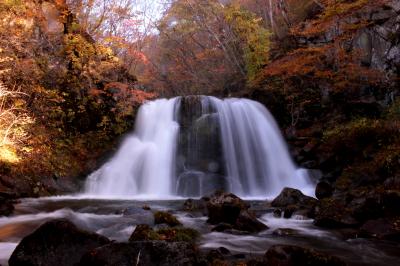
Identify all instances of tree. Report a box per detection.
[138,0,271,95]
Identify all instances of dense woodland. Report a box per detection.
[0,0,399,234]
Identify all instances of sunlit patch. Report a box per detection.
[0,145,19,163]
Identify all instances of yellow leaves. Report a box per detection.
[0,145,19,163]
[13,98,25,108]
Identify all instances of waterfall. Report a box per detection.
[85,98,179,197]
[85,96,313,198]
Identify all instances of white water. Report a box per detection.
[85,96,314,198]
[86,98,179,197]
[210,97,313,197]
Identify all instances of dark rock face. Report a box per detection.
[314,199,359,228]
[80,241,198,266]
[360,218,400,242]
[175,96,227,196]
[0,196,14,216]
[264,245,346,266]
[315,181,334,200]
[206,191,268,232]
[9,219,110,266]
[271,187,318,218]
[314,189,400,229]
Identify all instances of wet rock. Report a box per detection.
[80,241,198,266]
[264,245,346,266]
[316,181,334,200]
[129,224,200,243]
[217,247,231,255]
[235,209,269,232]
[9,219,110,266]
[206,191,248,224]
[142,205,151,210]
[206,191,268,233]
[182,198,207,214]
[360,218,400,242]
[156,227,200,242]
[273,209,282,218]
[121,207,154,225]
[154,211,182,227]
[272,228,300,237]
[272,187,317,207]
[271,188,318,218]
[212,223,234,232]
[0,196,14,216]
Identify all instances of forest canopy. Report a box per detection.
[0,0,398,197]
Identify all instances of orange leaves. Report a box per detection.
[292,0,390,37]
[101,82,156,107]
[258,41,386,95]
[262,46,329,79]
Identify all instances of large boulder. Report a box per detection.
[80,241,198,266]
[9,219,110,266]
[264,245,346,266]
[206,191,268,233]
[271,187,318,218]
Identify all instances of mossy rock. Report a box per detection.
[129,224,199,243]
[157,227,200,243]
[154,211,182,227]
[129,224,160,242]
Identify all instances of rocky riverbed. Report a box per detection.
[0,190,399,265]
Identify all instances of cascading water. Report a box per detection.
[85,96,313,198]
[85,98,179,197]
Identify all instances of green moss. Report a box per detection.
[157,227,200,242]
[154,211,182,227]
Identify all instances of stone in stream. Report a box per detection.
[264,245,346,266]
[206,191,268,233]
[271,187,318,219]
[9,219,110,266]
[80,241,198,266]
[154,211,182,227]
[129,224,157,241]
[182,198,207,214]
[129,224,200,243]
[272,228,300,237]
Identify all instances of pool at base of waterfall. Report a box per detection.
[0,197,399,265]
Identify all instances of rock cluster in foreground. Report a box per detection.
[9,217,347,266]
[7,189,356,266]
